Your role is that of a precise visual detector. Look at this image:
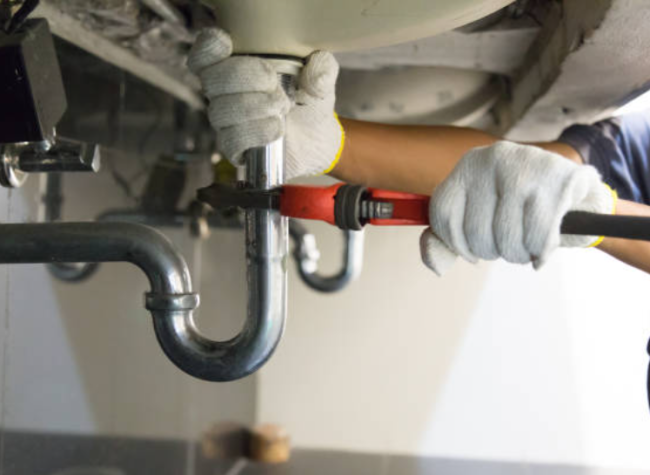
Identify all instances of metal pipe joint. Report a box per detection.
[0,137,101,188]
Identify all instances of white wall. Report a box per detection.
[257,181,650,470]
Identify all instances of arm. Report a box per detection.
[332,118,650,274]
[188,31,647,275]
[333,119,583,193]
[597,199,650,274]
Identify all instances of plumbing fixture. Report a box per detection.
[41,173,99,282]
[0,221,201,375]
[167,58,298,380]
[45,202,229,282]
[0,138,100,188]
[44,174,363,292]
[0,218,289,381]
[43,170,363,292]
[0,18,100,188]
[202,0,514,57]
[42,169,239,283]
[41,60,300,381]
[290,221,364,293]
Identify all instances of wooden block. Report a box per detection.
[248,424,291,464]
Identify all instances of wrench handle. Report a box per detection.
[561,211,650,241]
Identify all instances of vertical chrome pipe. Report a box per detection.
[152,59,300,381]
[239,138,288,375]
[234,59,300,377]
[290,221,365,293]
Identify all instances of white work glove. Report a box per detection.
[420,141,617,276]
[187,28,345,180]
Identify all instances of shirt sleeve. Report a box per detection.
[557,112,650,205]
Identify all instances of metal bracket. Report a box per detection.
[0,138,100,188]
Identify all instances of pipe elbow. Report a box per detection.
[0,221,283,382]
[125,224,284,382]
[290,221,365,293]
[149,305,284,382]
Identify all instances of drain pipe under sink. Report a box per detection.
[0,60,299,381]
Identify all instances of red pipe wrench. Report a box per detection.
[279,184,429,229]
[197,182,430,230]
[198,182,650,240]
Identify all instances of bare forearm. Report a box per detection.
[332,119,582,194]
[598,199,650,274]
[332,118,650,274]
[332,119,498,194]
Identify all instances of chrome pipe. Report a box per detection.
[32,60,298,382]
[0,221,198,309]
[0,217,284,381]
[290,221,364,293]
[152,138,288,381]
[0,220,286,381]
[154,59,299,380]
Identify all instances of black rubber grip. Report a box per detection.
[561,211,650,241]
[334,185,366,231]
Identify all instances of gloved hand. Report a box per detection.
[420,141,617,275]
[187,28,345,180]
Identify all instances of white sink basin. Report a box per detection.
[202,0,514,56]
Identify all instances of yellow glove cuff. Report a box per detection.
[321,113,346,175]
[588,183,618,248]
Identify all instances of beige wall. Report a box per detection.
[257,179,650,470]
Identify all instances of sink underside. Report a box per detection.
[202,0,514,56]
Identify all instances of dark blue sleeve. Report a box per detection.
[557,112,650,204]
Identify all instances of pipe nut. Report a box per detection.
[145,292,200,311]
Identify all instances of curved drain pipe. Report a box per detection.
[154,130,290,380]
[10,60,297,381]
[154,121,290,379]
[0,221,204,371]
[0,218,280,381]
[290,221,364,293]
[160,59,297,380]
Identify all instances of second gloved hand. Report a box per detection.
[420,141,617,275]
[187,28,345,180]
